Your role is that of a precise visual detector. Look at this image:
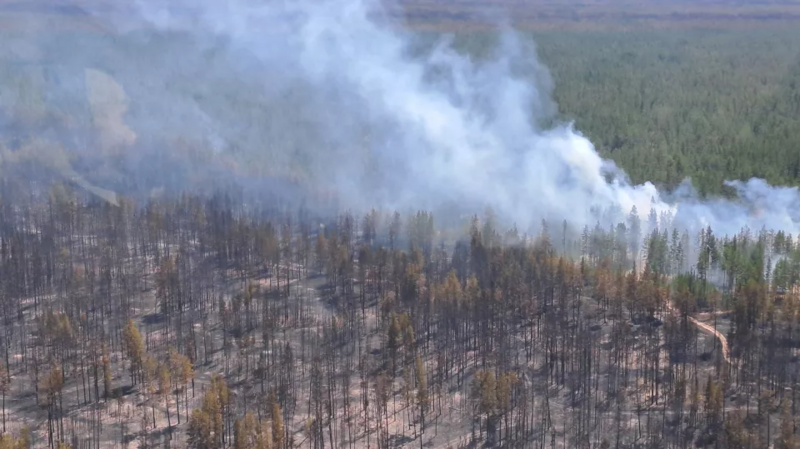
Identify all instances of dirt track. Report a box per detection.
[665,301,731,364]
[687,315,730,364]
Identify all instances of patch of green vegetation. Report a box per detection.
[537,28,800,196]
[672,272,719,298]
[444,27,800,196]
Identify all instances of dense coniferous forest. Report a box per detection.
[538,28,800,195]
[444,27,800,196]
[0,182,797,448]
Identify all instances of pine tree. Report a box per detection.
[472,370,497,438]
[0,364,7,433]
[415,355,429,435]
[102,346,112,400]
[187,409,214,449]
[777,401,797,449]
[272,396,284,449]
[158,363,172,429]
[122,319,145,385]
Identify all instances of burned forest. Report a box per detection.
[0,185,796,449]
[2,3,800,448]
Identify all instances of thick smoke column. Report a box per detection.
[81,0,800,235]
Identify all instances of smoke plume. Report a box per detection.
[3,0,800,237]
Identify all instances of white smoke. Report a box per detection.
[86,0,800,236]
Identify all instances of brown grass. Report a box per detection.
[393,0,800,31]
[2,0,800,34]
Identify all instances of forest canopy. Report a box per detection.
[536,27,800,196]
[430,26,800,196]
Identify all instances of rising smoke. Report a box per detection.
[3,0,800,237]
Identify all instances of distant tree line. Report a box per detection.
[441,27,800,196]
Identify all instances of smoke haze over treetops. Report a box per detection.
[3,0,800,236]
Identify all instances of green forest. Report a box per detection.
[534,27,800,195]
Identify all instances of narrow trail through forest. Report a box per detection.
[687,315,730,364]
[664,300,731,365]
